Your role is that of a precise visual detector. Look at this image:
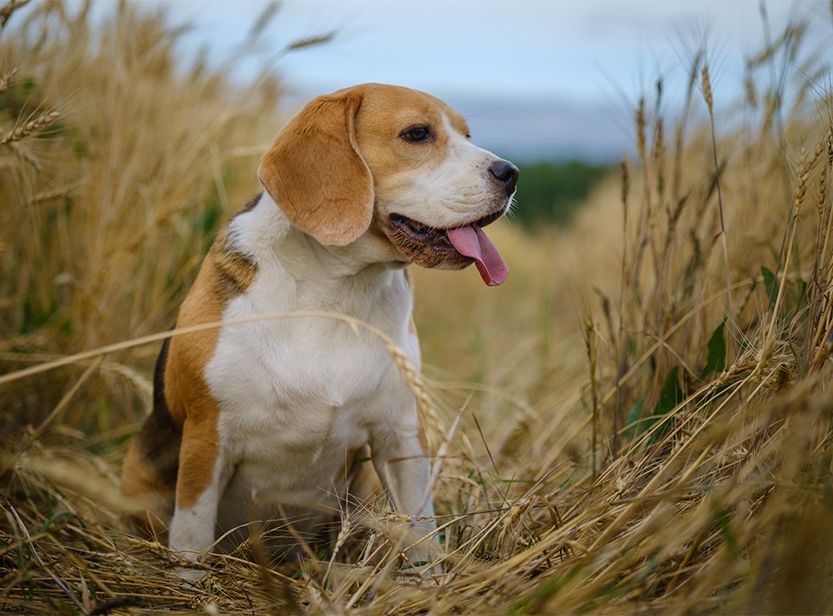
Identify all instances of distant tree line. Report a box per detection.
[512,160,610,228]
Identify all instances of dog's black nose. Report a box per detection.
[488,160,519,196]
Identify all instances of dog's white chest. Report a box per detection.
[203,257,416,511]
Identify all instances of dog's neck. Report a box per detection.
[228,192,404,283]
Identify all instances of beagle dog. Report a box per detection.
[121,83,518,574]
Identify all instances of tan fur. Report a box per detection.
[258,83,470,248]
[167,252,247,509]
[122,232,259,518]
[352,84,469,187]
[258,90,373,247]
[212,227,258,300]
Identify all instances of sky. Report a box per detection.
[133,0,830,160]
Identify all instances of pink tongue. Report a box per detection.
[446,225,508,286]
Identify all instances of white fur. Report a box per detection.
[168,193,435,565]
[377,113,505,229]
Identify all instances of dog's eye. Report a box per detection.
[400,125,432,143]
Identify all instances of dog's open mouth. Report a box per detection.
[388,207,508,286]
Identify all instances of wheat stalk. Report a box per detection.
[0,309,436,425]
[26,183,78,206]
[702,65,735,335]
[1,110,60,144]
[0,0,30,27]
[4,2,833,614]
[765,140,826,353]
[0,67,17,93]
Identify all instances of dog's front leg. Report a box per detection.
[370,417,439,577]
[168,417,232,579]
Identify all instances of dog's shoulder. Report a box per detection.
[164,196,264,421]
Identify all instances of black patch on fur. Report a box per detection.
[136,336,181,488]
[238,192,263,215]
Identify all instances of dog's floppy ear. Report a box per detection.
[257,91,373,247]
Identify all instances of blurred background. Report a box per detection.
[141,0,813,156]
[3,1,833,612]
[128,0,827,227]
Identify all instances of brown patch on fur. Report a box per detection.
[258,91,373,247]
[211,226,258,300]
[350,83,466,184]
[164,258,225,509]
[174,411,221,509]
[122,207,261,519]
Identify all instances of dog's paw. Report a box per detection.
[397,561,441,585]
[176,566,207,585]
[173,553,208,585]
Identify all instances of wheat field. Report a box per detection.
[2,2,833,614]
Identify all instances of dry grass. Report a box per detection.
[2,2,833,614]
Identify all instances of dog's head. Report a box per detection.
[258,83,518,286]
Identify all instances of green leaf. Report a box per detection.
[627,336,637,358]
[21,78,38,95]
[624,396,645,441]
[37,511,74,533]
[702,321,726,377]
[509,565,583,614]
[625,369,684,444]
[793,278,808,315]
[761,266,777,307]
[648,367,683,444]
[655,366,683,416]
[714,506,740,560]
